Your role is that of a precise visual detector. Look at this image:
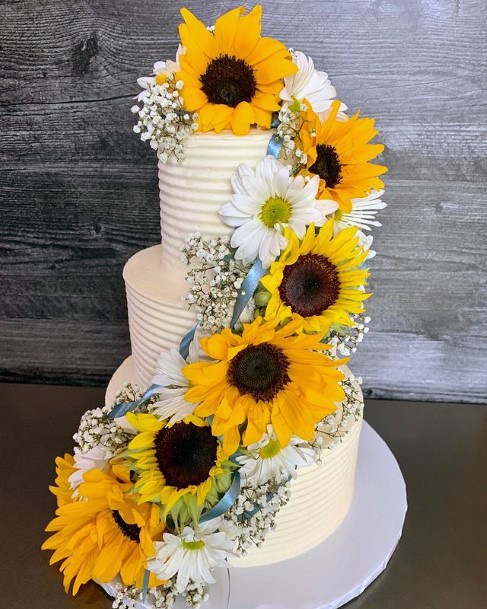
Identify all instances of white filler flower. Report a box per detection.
[280,51,347,119]
[147,518,235,593]
[68,444,111,490]
[237,425,315,486]
[219,155,337,269]
[150,336,199,424]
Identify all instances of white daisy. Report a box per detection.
[147,518,235,593]
[68,444,111,490]
[219,156,337,269]
[237,425,315,486]
[149,336,199,424]
[280,51,347,119]
[334,189,386,233]
[136,45,183,102]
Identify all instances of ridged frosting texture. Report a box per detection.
[158,130,272,268]
[232,416,362,567]
[124,246,197,389]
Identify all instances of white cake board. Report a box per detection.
[102,357,407,609]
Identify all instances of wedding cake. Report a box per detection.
[43,6,387,608]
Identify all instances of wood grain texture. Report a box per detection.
[1,0,486,402]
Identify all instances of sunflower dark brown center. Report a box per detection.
[111,510,141,542]
[228,343,290,402]
[279,253,340,317]
[200,54,257,107]
[309,144,342,188]
[154,423,218,489]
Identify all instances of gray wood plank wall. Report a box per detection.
[1,0,486,403]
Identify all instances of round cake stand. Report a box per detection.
[102,357,407,609]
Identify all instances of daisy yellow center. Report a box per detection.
[259,439,282,459]
[182,539,205,551]
[279,253,340,317]
[154,423,218,489]
[228,343,290,402]
[260,196,292,228]
[111,510,141,543]
[309,144,342,188]
[200,54,257,108]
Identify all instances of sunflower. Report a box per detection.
[300,100,387,213]
[183,317,346,452]
[49,453,76,507]
[176,6,297,135]
[42,464,165,594]
[261,220,371,334]
[126,413,231,514]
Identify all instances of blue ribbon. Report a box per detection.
[266,133,283,159]
[230,259,266,329]
[270,113,281,128]
[179,322,199,359]
[199,472,241,523]
[142,568,150,602]
[109,322,199,419]
[109,383,162,419]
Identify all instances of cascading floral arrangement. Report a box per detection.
[43,5,386,609]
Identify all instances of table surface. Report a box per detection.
[0,383,485,609]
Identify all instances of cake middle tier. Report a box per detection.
[158,129,273,270]
[124,244,199,389]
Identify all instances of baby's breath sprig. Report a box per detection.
[323,312,371,358]
[111,583,141,609]
[73,403,132,457]
[224,479,291,554]
[132,74,198,164]
[312,372,364,457]
[110,577,208,609]
[181,233,251,333]
[73,383,154,456]
[276,102,308,173]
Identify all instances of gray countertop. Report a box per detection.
[0,383,485,608]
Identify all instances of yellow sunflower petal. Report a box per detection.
[213,6,244,54]
[246,37,290,66]
[183,86,208,111]
[179,8,218,57]
[234,5,262,58]
[253,55,297,84]
[231,101,255,135]
[222,425,241,454]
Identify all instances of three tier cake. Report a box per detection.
[42,6,387,608]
